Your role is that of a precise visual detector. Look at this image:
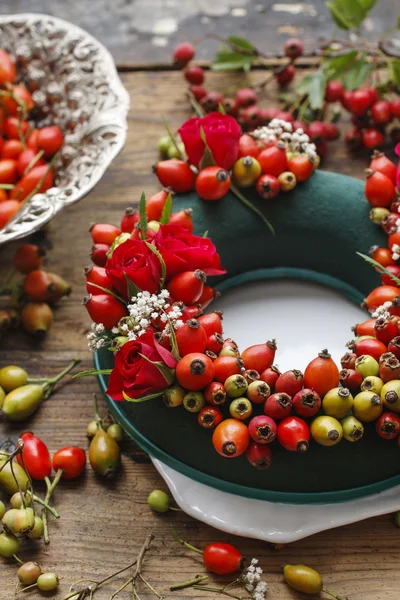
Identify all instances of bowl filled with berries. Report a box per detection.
[0,13,129,245]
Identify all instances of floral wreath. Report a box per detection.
[81,112,400,470]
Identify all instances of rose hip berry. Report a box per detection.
[213,356,244,382]
[154,159,195,193]
[198,406,223,429]
[292,388,321,417]
[196,167,231,201]
[241,341,276,373]
[176,319,207,356]
[275,369,304,396]
[204,381,227,405]
[264,392,292,420]
[304,349,339,398]
[339,369,363,393]
[212,418,250,458]
[256,173,280,199]
[176,352,215,390]
[246,441,272,469]
[248,415,277,444]
[362,128,384,150]
[235,88,258,108]
[277,416,310,452]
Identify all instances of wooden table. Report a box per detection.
[1,65,400,600]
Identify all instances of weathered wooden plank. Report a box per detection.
[0,69,400,599]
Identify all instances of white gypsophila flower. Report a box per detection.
[371,300,392,318]
[111,327,119,334]
[253,580,268,600]
[124,289,184,341]
[243,559,262,592]
[392,244,400,261]
[252,119,316,159]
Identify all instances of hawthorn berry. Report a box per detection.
[190,85,207,101]
[275,64,295,86]
[325,80,344,102]
[184,66,204,85]
[345,128,363,150]
[235,88,258,108]
[256,173,280,199]
[371,100,392,125]
[349,89,372,116]
[173,42,195,67]
[283,38,304,59]
[200,91,224,113]
[362,128,384,150]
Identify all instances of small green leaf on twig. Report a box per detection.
[343,53,372,90]
[226,35,257,54]
[139,192,148,239]
[212,47,256,72]
[73,369,112,379]
[295,71,327,110]
[357,252,400,286]
[124,272,142,300]
[160,193,173,225]
[144,242,167,288]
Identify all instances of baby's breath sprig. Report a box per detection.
[252,118,317,159]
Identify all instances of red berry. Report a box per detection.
[388,337,400,360]
[248,415,277,444]
[382,265,400,286]
[176,352,215,390]
[370,246,394,268]
[120,207,139,233]
[2,85,33,116]
[341,352,357,370]
[264,392,292,420]
[241,341,276,373]
[200,91,224,113]
[154,159,195,193]
[198,311,223,336]
[304,349,339,397]
[277,416,310,452]
[365,170,396,208]
[283,38,304,59]
[198,284,218,309]
[85,265,113,294]
[352,318,376,337]
[287,155,313,182]
[169,208,193,232]
[341,90,353,111]
[275,64,295,86]
[13,244,45,274]
[374,316,398,345]
[10,164,54,201]
[84,293,127,329]
[1,139,24,159]
[91,243,110,267]
[168,270,206,304]
[221,97,238,116]
[292,388,321,417]
[173,42,195,67]
[240,105,261,129]
[362,128,384,150]
[176,319,207,356]
[235,88,258,108]
[90,223,120,246]
[238,134,262,159]
[204,381,227,405]
[0,199,20,228]
[0,49,16,86]
[376,412,400,440]
[339,369,363,393]
[369,151,397,183]
[190,85,207,102]
[146,190,168,221]
[292,120,309,134]
[345,128,363,150]
[391,98,400,119]
[258,145,288,176]
[351,337,387,361]
[371,100,392,125]
[256,173,280,199]
[213,356,243,383]
[260,365,281,389]
[196,167,230,201]
[379,355,400,382]
[16,149,45,177]
[364,286,399,311]
[37,125,64,157]
[275,369,304,396]
[198,406,223,429]
[206,332,224,354]
[324,122,339,141]
[180,303,202,322]
[365,87,379,104]
[349,89,372,116]
[325,80,344,102]
[184,66,204,85]
[246,441,272,470]
[261,107,281,123]
[308,121,326,143]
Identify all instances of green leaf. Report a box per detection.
[199,126,216,170]
[160,193,173,225]
[343,53,372,90]
[357,252,400,286]
[139,192,148,239]
[226,35,257,54]
[161,310,180,361]
[187,92,204,117]
[73,369,112,379]
[162,117,184,159]
[144,242,167,288]
[389,59,400,86]
[230,182,275,235]
[211,47,256,72]
[124,271,141,300]
[295,71,326,110]
[218,102,226,115]
[86,282,127,305]
[138,353,175,385]
[123,390,164,403]
[326,0,370,29]
[323,50,358,80]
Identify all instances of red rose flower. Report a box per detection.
[178,112,241,171]
[106,239,161,298]
[153,224,226,280]
[106,331,177,401]
[396,143,400,191]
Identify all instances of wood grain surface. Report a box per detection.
[1,69,400,600]
[1,0,399,66]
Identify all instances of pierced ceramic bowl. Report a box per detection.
[0,13,129,245]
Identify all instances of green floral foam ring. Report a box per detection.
[96,171,400,504]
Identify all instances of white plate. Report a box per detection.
[152,458,400,543]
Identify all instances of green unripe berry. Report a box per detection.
[158,135,171,156]
[27,516,44,539]
[0,365,28,392]
[10,492,32,509]
[17,562,42,585]
[0,501,5,519]
[247,380,270,403]
[107,423,124,443]
[353,391,383,422]
[163,385,185,408]
[322,387,353,419]
[311,415,343,446]
[381,380,400,412]
[224,374,248,398]
[167,142,185,159]
[87,420,99,439]
[341,415,364,442]
[361,375,383,394]
[3,507,35,535]
[147,489,170,513]
[0,459,29,495]
[283,564,323,595]
[37,572,59,591]
[183,391,205,413]
[0,531,19,557]
[229,397,253,420]
[355,355,379,378]
[0,385,5,408]
[370,207,390,225]
[148,220,161,233]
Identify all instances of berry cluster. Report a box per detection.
[343,89,400,151]
[0,49,64,230]
[0,243,71,338]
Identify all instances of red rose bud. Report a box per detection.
[106,331,177,401]
[178,112,241,171]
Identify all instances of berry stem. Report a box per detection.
[42,358,81,399]
[13,554,23,565]
[23,149,45,175]
[42,469,63,544]
[30,492,60,518]
[230,182,275,234]
[322,588,348,600]
[192,585,246,599]
[138,574,164,598]
[170,575,208,590]
[171,528,203,554]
